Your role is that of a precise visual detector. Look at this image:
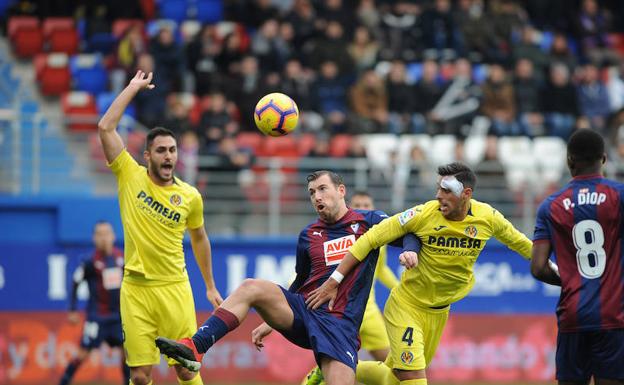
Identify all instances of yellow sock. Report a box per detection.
[400,379,427,385]
[356,361,398,385]
[177,373,203,385]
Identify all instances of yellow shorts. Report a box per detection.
[383,292,449,371]
[360,301,390,351]
[120,278,198,367]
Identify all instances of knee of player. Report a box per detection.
[130,371,152,385]
[238,278,264,298]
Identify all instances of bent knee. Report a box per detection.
[130,373,152,385]
[394,368,426,381]
[238,278,267,297]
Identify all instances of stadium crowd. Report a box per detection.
[6,0,624,195]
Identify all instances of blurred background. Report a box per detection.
[1,0,624,383]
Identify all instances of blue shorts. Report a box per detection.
[556,329,624,381]
[277,287,360,371]
[80,318,123,350]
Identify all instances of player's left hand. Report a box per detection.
[251,322,273,351]
[399,251,419,269]
[206,286,223,308]
[306,279,338,310]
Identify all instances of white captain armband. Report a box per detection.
[330,270,344,284]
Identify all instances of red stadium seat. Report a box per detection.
[43,17,79,54]
[8,17,43,58]
[329,134,353,158]
[112,19,145,39]
[235,132,263,154]
[298,133,316,156]
[39,53,71,96]
[259,135,299,158]
[34,53,47,81]
[61,92,98,131]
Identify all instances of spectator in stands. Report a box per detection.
[149,26,185,92]
[514,58,544,136]
[357,0,381,30]
[454,0,494,61]
[345,135,367,158]
[489,0,528,64]
[574,0,619,65]
[285,0,317,48]
[349,69,389,134]
[163,100,193,135]
[607,62,624,112]
[177,130,200,185]
[307,20,354,75]
[318,0,356,33]
[430,57,481,137]
[512,25,549,79]
[312,60,350,133]
[377,1,423,61]
[348,25,380,73]
[421,0,458,55]
[117,23,146,72]
[541,62,580,139]
[280,59,323,132]
[576,63,611,134]
[413,59,446,134]
[133,54,167,128]
[386,60,415,134]
[216,32,246,75]
[308,135,331,158]
[251,19,291,73]
[474,136,508,191]
[226,56,267,131]
[481,63,520,136]
[548,32,578,72]
[243,0,279,29]
[186,25,222,96]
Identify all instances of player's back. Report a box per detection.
[536,174,624,332]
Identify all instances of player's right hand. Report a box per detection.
[68,311,80,324]
[129,70,155,91]
[399,251,419,269]
[251,322,273,351]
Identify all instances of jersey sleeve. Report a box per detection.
[108,149,142,185]
[350,205,424,261]
[375,245,400,289]
[186,190,205,230]
[491,207,532,259]
[289,231,311,293]
[533,200,552,241]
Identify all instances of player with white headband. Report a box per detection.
[307,162,558,385]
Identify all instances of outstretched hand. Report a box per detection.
[129,70,155,91]
[251,322,273,351]
[305,278,339,310]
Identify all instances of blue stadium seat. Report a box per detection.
[96,92,136,119]
[539,31,554,52]
[159,0,189,23]
[88,32,117,55]
[70,54,108,95]
[472,64,488,84]
[406,62,423,83]
[196,0,223,24]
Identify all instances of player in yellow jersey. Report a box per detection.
[98,70,223,385]
[302,191,400,385]
[307,162,549,385]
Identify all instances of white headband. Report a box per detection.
[440,176,464,197]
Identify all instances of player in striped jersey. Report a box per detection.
[532,129,624,384]
[156,171,419,385]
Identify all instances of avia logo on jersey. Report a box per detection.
[427,235,482,248]
[136,191,181,223]
[563,190,607,211]
[324,235,356,266]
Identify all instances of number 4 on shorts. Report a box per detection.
[402,327,414,346]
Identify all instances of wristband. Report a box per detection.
[330,270,344,284]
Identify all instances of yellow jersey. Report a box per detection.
[109,150,204,283]
[350,199,531,308]
[367,245,399,308]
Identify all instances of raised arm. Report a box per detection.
[98,71,154,163]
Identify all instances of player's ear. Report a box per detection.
[143,149,150,162]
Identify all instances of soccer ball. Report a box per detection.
[254,93,299,137]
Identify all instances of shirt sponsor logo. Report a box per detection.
[170,194,182,206]
[136,191,181,223]
[427,235,482,249]
[401,351,414,364]
[324,235,356,265]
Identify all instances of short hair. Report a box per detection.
[145,127,176,151]
[437,162,477,189]
[351,190,371,199]
[567,129,605,163]
[93,220,112,231]
[306,170,344,187]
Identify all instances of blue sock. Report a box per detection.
[59,358,81,385]
[192,316,229,353]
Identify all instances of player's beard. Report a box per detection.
[148,160,174,184]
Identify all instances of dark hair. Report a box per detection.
[306,170,344,187]
[567,129,605,163]
[351,190,371,199]
[94,220,112,230]
[145,127,176,150]
[437,162,477,189]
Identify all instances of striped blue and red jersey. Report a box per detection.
[70,248,124,321]
[534,174,624,332]
[290,208,390,328]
